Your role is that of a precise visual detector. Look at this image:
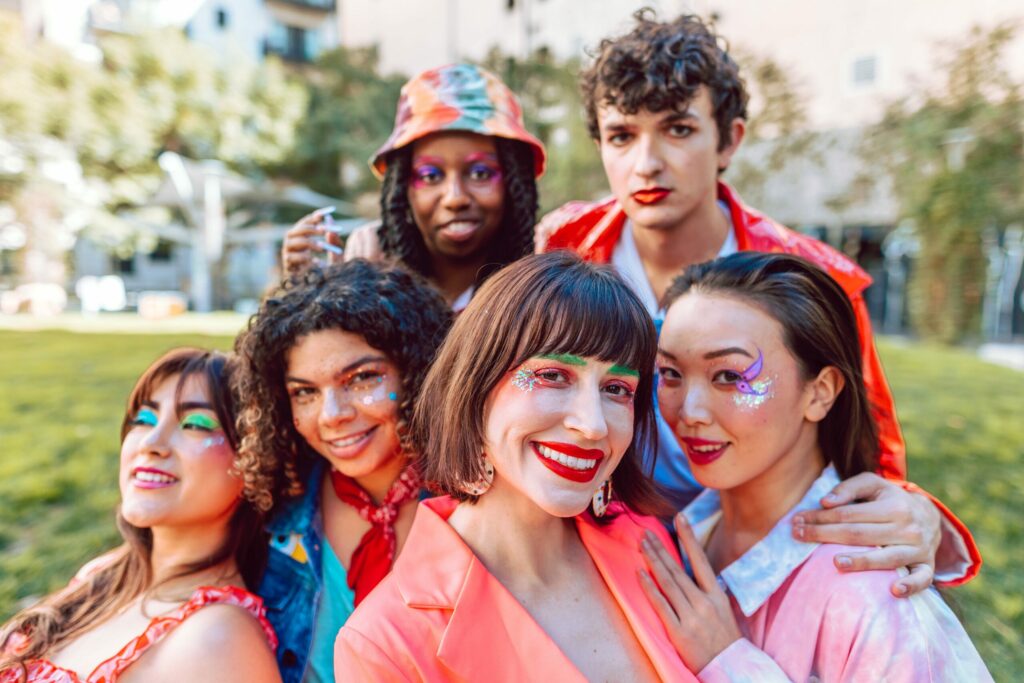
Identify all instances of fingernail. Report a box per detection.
[836,556,852,569]
[894,583,908,596]
[793,525,805,539]
[792,514,805,526]
[823,493,839,503]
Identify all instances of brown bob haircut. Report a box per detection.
[662,252,879,479]
[413,251,669,517]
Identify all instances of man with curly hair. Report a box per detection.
[540,10,980,590]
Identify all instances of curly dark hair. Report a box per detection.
[233,260,453,511]
[581,9,749,150]
[376,137,538,287]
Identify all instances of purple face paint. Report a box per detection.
[512,368,538,392]
[732,349,774,409]
[411,163,444,189]
[464,153,502,186]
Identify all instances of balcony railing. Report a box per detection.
[265,0,336,11]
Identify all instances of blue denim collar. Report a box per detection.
[682,465,838,617]
[266,458,326,537]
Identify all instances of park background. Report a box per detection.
[1,0,1022,679]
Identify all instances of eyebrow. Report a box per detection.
[178,401,214,412]
[661,111,698,124]
[464,152,499,164]
[411,155,444,167]
[657,348,676,360]
[703,347,754,360]
[538,353,587,366]
[609,364,640,378]
[285,354,388,385]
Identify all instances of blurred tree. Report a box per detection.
[0,20,308,262]
[483,48,607,214]
[863,23,1023,343]
[279,46,405,205]
[726,49,819,209]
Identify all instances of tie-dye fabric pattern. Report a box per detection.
[686,467,992,682]
[371,63,545,178]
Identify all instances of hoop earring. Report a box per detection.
[591,478,612,517]
[460,458,494,497]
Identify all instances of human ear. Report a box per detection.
[716,118,746,171]
[804,366,845,423]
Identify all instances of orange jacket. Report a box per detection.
[334,497,700,682]
[543,181,980,586]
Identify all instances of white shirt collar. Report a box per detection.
[682,465,841,617]
[611,200,737,321]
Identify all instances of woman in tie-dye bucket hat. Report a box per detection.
[285,63,546,311]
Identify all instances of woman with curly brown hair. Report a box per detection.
[0,348,279,683]
[282,63,544,311]
[233,260,451,683]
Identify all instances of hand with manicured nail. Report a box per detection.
[790,471,941,597]
[638,513,742,672]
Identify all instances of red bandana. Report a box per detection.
[330,464,422,605]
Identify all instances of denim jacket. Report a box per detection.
[258,459,329,683]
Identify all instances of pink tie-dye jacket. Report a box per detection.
[689,466,992,682]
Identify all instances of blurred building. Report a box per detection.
[6,0,339,64]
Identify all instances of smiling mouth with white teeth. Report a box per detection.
[535,444,596,471]
[324,426,378,457]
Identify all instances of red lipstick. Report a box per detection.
[679,437,729,466]
[533,441,604,483]
[632,188,671,205]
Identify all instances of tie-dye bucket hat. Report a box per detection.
[370,63,546,179]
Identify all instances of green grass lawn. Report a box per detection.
[0,330,1021,678]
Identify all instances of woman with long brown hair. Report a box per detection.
[0,349,279,683]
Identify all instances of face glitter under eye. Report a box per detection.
[202,435,227,448]
[388,392,398,401]
[512,368,538,392]
[733,377,774,409]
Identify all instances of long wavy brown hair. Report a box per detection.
[233,260,453,512]
[0,348,270,679]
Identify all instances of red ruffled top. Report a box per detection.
[2,586,277,683]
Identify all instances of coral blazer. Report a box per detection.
[334,496,699,682]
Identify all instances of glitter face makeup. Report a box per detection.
[284,329,403,479]
[732,348,774,409]
[512,368,538,392]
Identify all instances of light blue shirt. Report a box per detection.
[306,540,355,682]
